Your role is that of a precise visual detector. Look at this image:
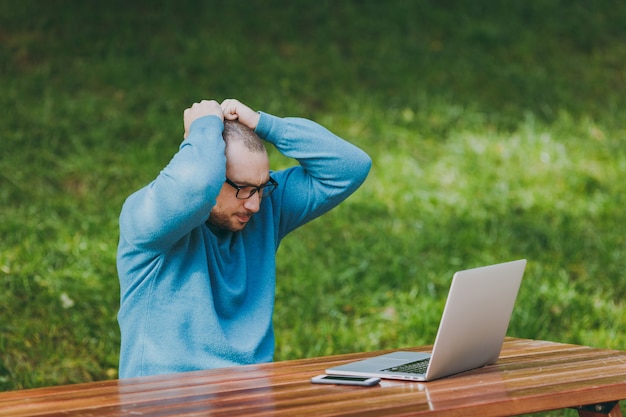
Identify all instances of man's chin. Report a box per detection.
[207,218,244,233]
[231,222,247,232]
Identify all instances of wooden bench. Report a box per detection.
[1,338,625,416]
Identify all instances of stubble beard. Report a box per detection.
[207,208,249,232]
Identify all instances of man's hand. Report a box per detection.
[183,100,223,138]
[221,99,261,130]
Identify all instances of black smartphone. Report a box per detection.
[310,374,381,386]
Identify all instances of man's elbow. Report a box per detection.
[353,150,372,184]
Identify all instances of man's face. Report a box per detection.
[208,141,270,232]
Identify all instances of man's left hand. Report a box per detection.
[221,99,260,130]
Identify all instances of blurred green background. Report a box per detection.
[1,2,625,415]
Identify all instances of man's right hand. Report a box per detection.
[183,100,223,138]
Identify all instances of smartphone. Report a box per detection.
[311,374,381,386]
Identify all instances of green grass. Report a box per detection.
[1,1,626,415]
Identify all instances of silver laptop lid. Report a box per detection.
[424,259,526,380]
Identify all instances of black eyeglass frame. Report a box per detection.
[225,177,278,199]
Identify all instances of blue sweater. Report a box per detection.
[117,112,371,378]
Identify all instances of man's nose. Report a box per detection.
[243,192,261,212]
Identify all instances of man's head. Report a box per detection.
[207,120,272,232]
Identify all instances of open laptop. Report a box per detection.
[326,259,527,382]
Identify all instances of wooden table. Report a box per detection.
[2,338,626,416]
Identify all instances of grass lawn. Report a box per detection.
[1,1,625,415]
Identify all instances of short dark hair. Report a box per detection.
[223,120,266,153]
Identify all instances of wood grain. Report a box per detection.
[1,339,625,416]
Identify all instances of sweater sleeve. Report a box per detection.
[119,115,226,252]
[255,112,372,237]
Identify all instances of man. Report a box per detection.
[117,99,371,378]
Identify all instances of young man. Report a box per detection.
[117,99,371,378]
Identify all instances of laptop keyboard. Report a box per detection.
[383,358,430,374]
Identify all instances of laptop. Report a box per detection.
[326,259,527,382]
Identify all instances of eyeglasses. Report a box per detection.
[225,177,278,199]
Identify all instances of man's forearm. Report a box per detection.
[120,116,226,251]
[256,112,371,193]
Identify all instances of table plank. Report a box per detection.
[1,339,626,417]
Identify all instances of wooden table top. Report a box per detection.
[2,338,626,417]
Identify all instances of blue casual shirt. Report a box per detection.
[117,112,371,378]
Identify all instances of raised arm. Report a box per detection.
[254,105,372,236]
[119,100,227,252]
